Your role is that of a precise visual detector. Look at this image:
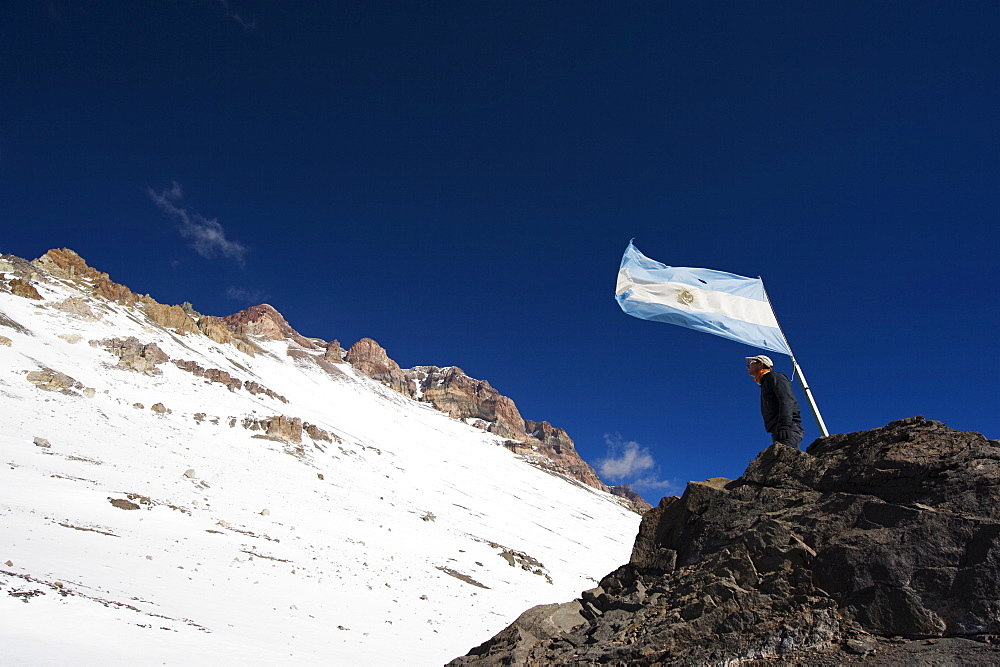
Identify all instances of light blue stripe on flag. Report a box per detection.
[615,241,790,355]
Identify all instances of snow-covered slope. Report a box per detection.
[0,258,641,665]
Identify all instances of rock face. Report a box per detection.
[450,417,1000,665]
[345,338,414,397]
[413,365,527,440]
[221,304,320,350]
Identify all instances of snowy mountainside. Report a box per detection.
[0,251,641,665]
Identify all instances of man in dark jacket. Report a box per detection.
[746,355,804,449]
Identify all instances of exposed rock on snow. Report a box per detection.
[9,277,43,300]
[93,336,169,375]
[26,367,81,392]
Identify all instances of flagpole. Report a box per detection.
[761,283,830,438]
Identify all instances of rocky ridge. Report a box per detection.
[344,339,644,509]
[1,248,646,512]
[450,417,1000,665]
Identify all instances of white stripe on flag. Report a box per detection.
[616,268,780,329]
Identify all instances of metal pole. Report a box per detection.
[761,283,830,437]
[790,356,829,437]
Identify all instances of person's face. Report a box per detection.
[747,359,762,376]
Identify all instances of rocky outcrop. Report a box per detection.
[345,338,414,397]
[242,415,302,443]
[196,315,233,345]
[33,248,142,305]
[145,303,200,335]
[9,278,42,300]
[221,304,321,350]
[324,339,345,363]
[26,368,82,393]
[32,248,103,282]
[94,337,169,375]
[524,419,610,490]
[411,366,528,440]
[451,417,1000,665]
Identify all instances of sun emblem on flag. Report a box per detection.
[677,289,696,306]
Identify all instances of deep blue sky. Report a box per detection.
[3,1,998,503]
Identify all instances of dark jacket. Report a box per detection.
[759,370,801,435]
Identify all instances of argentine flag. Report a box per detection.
[615,241,791,355]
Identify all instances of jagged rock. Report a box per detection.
[173,359,206,376]
[242,415,303,443]
[304,422,336,443]
[196,315,232,345]
[9,278,42,300]
[203,368,242,392]
[145,303,199,334]
[346,338,414,397]
[450,417,1000,665]
[422,367,526,440]
[32,248,103,281]
[324,339,345,363]
[221,304,321,350]
[33,248,141,305]
[245,381,287,403]
[33,437,51,448]
[95,337,169,375]
[0,336,11,347]
[150,403,168,414]
[26,368,81,392]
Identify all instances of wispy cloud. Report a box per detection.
[599,434,678,496]
[225,286,268,304]
[148,182,248,267]
[219,0,256,31]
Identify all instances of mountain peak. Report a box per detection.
[221,303,320,349]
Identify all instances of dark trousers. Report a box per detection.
[771,424,804,449]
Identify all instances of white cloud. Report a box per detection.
[148,182,248,267]
[599,436,655,481]
[598,434,679,497]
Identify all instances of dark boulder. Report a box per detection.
[449,417,1000,665]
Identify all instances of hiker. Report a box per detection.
[746,355,804,449]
